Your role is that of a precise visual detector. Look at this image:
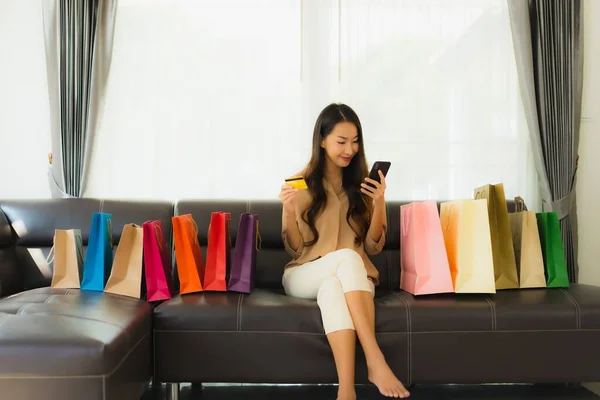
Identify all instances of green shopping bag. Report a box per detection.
[536,212,569,288]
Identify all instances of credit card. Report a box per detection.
[285,176,308,190]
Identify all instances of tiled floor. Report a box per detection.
[144,383,600,399]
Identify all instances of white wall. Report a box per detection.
[577,0,600,287]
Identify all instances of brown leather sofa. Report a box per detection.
[2,199,600,400]
[0,199,173,400]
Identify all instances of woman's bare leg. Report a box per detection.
[327,329,358,400]
[345,290,410,398]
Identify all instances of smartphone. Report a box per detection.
[367,161,391,186]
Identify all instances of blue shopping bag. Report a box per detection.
[81,212,114,291]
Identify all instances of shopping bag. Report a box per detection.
[508,197,546,288]
[440,199,496,294]
[172,214,205,294]
[400,201,454,295]
[104,224,144,298]
[81,212,114,291]
[475,183,519,289]
[536,211,570,288]
[143,220,174,302]
[49,229,84,289]
[228,213,260,293]
[204,212,232,291]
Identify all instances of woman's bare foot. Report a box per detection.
[367,355,410,398]
[336,385,357,400]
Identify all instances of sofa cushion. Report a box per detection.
[154,284,600,385]
[392,284,600,333]
[0,287,151,376]
[154,288,410,334]
[156,285,600,335]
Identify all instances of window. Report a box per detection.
[0,0,51,199]
[87,0,538,205]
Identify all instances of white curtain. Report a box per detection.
[0,0,51,199]
[87,0,539,206]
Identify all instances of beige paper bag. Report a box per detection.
[440,199,496,294]
[508,197,546,288]
[475,183,519,290]
[105,224,144,298]
[49,229,84,289]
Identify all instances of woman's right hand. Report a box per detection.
[279,185,300,216]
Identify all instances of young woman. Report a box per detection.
[278,103,410,399]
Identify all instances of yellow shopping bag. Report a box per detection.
[440,199,496,294]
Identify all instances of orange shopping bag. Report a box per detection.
[172,214,205,294]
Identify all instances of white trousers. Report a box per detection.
[282,249,375,334]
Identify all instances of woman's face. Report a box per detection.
[321,122,359,168]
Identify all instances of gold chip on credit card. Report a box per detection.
[285,176,308,190]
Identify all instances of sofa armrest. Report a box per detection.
[0,208,22,298]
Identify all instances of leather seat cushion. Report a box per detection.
[154,288,409,334]
[396,283,600,332]
[155,284,600,335]
[0,288,152,376]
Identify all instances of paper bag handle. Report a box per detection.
[46,230,84,265]
[514,196,528,212]
[107,218,114,248]
[46,243,55,265]
[185,216,200,245]
[256,219,262,251]
[153,223,165,251]
[75,233,84,263]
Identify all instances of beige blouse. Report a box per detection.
[281,175,386,285]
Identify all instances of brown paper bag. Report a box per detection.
[49,229,84,289]
[509,197,546,288]
[475,183,519,290]
[105,224,144,298]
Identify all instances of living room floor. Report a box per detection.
[144,383,600,399]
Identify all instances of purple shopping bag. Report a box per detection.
[143,220,174,302]
[227,213,260,293]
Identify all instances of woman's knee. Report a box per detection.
[316,277,355,333]
[317,276,344,306]
[330,249,370,292]
[334,249,367,277]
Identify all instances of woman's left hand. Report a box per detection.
[361,170,386,207]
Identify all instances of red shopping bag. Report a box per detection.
[203,212,231,291]
[143,220,174,302]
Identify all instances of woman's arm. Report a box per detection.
[361,171,388,255]
[282,208,304,256]
[368,200,387,244]
[279,185,304,257]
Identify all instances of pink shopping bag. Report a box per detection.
[143,220,174,302]
[400,201,454,295]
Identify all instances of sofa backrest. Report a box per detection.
[0,199,174,296]
[1,198,517,296]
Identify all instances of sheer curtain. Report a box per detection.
[87,0,539,206]
[0,0,51,199]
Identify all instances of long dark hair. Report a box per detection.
[302,103,371,247]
